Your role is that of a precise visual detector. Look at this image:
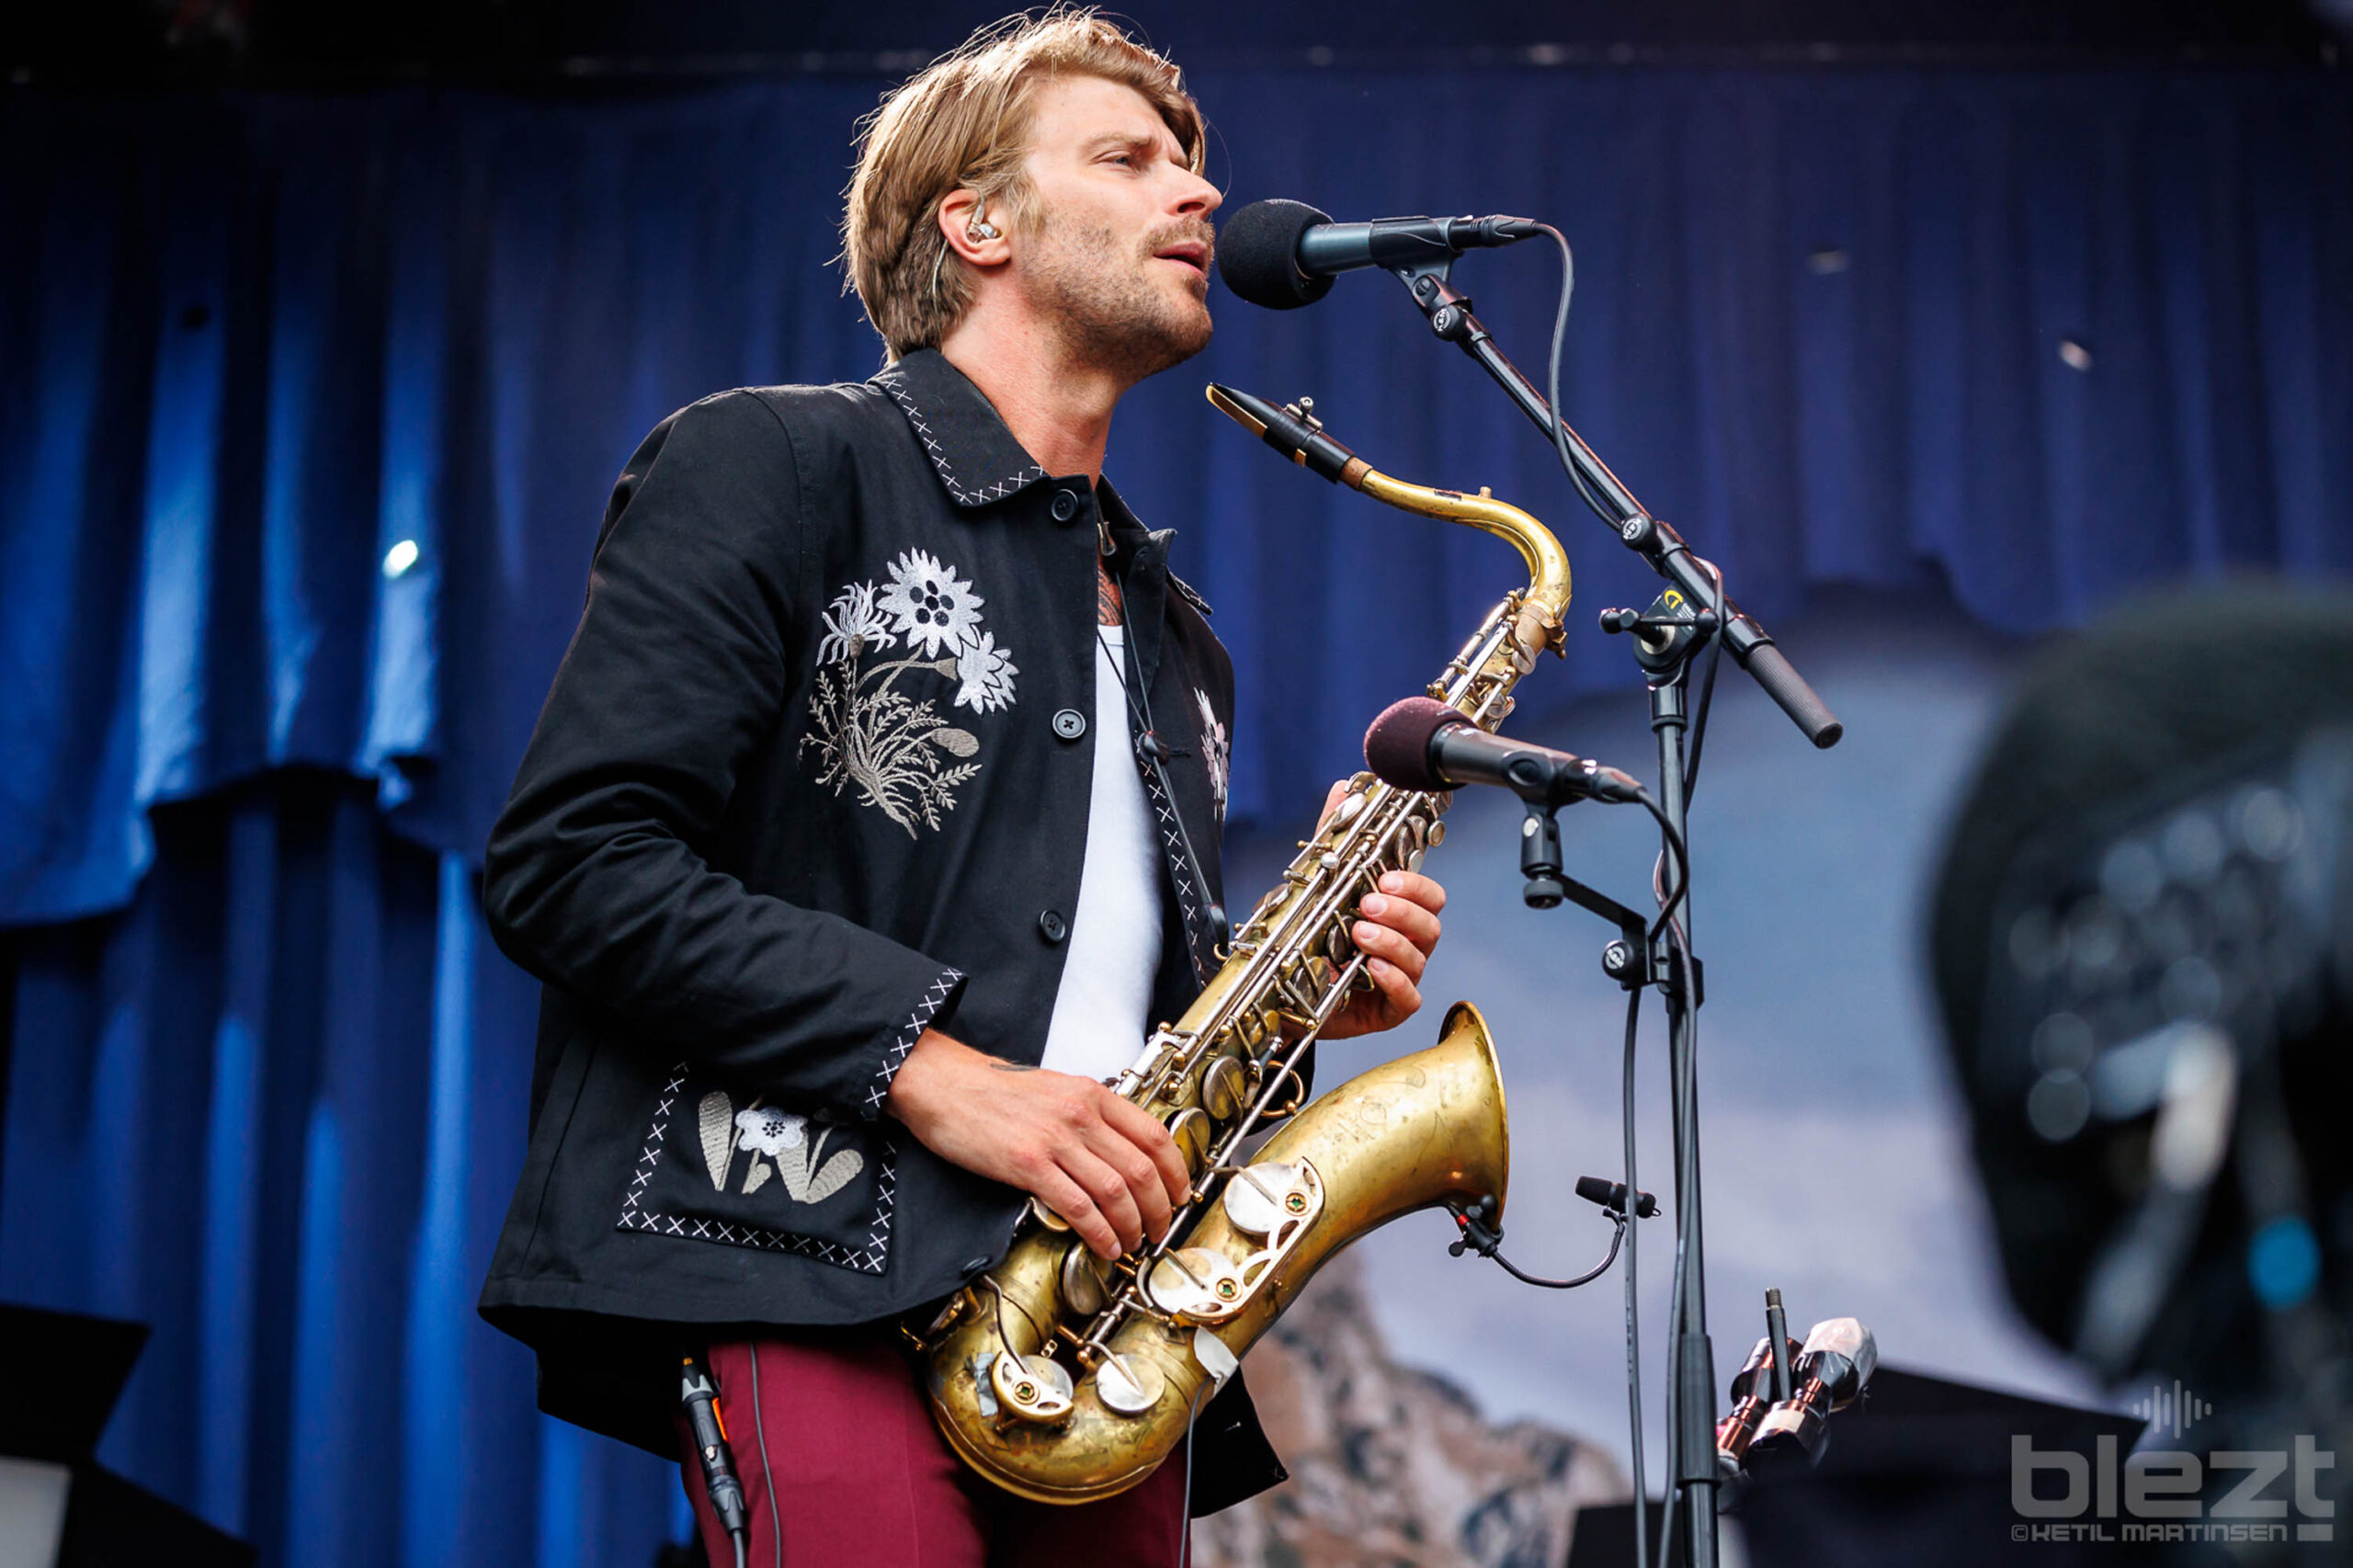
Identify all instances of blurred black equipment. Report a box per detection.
[1729,1368,2165,1568]
[1580,1369,2170,1568]
[1933,591,2353,1401]
[1214,199,1540,310]
[1363,695,1643,805]
[0,1302,254,1566]
[1932,585,2353,1541]
[679,1356,749,1568]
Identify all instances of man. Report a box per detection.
[477,13,1448,1566]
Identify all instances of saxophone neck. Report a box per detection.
[1202,382,1571,651]
[1352,468,1572,658]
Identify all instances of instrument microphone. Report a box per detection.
[681,1355,751,1566]
[1218,199,1542,310]
[1745,1318,1878,1473]
[1714,1333,1803,1475]
[1363,696,1642,807]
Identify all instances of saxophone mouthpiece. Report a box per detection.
[1204,384,1369,487]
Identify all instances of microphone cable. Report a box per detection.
[1535,224,1614,530]
[1518,210,1719,1568]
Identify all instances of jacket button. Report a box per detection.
[1051,707,1086,741]
[1050,489,1080,523]
[1038,909,1068,944]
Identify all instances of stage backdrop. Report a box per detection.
[2,62,2348,1568]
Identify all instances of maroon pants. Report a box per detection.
[678,1334,1188,1568]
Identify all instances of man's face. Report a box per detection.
[1008,74,1221,382]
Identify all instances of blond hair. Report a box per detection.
[842,9,1206,361]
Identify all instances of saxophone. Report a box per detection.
[919,384,1573,1504]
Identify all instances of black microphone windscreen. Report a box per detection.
[1364,697,1463,792]
[1217,199,1336,310]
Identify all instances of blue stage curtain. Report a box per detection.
[5,69,2348,921]
[0,773,680,1568]
[2,63,2350,1568]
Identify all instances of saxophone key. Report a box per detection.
[1058,1244,1108,1318]
[1093,1351,1167,1416]
[1199,1053,1249,1120]
[1222,1159,1309,1236]
[1145,1248,1243,1319]
[1164,1107,1212,1172]
[987,1348,1074,1426]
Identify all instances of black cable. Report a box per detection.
[1654,933,1701,1568]
[1631,790,1690,944]
[745,1350,781,1568]
[1457,1210,1628,1290]
[1620,984,1649,1568]
[1100,622,1230,951]
[1680,560,1728,804]
[1176,1377,1211,1567]
[1537,223,1617,528]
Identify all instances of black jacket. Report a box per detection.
[476,350,1281,1509]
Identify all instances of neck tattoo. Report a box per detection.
[1097,562,1124,627]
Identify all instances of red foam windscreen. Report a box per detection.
[1362,696,1463,792]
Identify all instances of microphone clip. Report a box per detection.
[1601,585,1721,675]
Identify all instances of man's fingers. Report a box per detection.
[1030,1165,1120,1260]
[1066,1147,1146,1255]
[1367,955,1422,1020]
[1376,869,1448,915]
[1359,892,1442,956]
[1083,1120,1174,1243]
[1351,918,1429,983]
[1098,1093,1193,1208]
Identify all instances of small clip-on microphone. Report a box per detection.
[681,1354,751,1568]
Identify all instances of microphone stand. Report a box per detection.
[1384,257,1839,1568]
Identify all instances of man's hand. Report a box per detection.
[1313,781,1449,1041]
[884,1030,1190,1261]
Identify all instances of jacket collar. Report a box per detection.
[872,349,1050,509]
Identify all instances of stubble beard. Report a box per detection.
[1025,218,1214,384]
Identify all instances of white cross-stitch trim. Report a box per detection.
[862,968,963,1118]
[1169,573,1215,619]
[881,380,1044,507]
[616,1062,901,1275]
[1135,756,1211,984]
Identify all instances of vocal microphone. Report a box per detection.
[1364,696,1643,807]
[1219,199,1541,311]
[1745,1317,1878,1473]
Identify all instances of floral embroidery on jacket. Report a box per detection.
[800,549,1017,835]
[1195,687,1230,821]
[699,1091,867,1206]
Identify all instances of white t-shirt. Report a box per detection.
[1038,626,1165,1081]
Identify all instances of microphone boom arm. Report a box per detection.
[1390,260,1843,750]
